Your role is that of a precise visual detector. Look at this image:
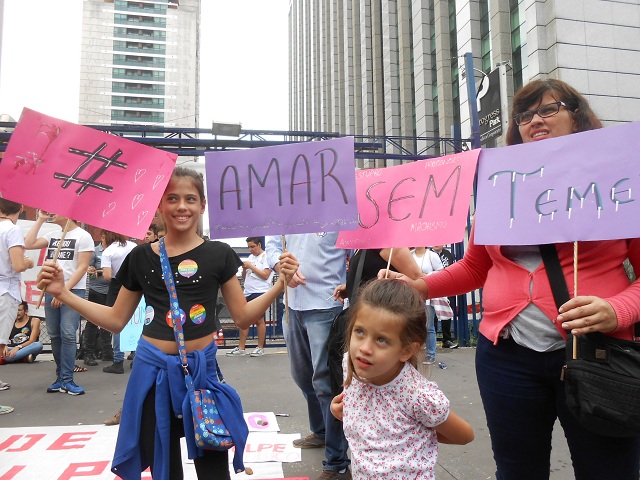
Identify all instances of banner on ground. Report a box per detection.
[205,137,358,237]
[335,149,480,249]
[0,108,176,239]
[475,122,640,245]
[0,424,302,479]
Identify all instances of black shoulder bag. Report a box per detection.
[327,250,367,396]
[540,244,640,437]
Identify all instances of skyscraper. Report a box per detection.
[79,0,200,129]
[289,0,639,164]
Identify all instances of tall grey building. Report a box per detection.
[289,0,639,163]
[79,0,200,129]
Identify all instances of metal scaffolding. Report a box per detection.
[0,122,468,161]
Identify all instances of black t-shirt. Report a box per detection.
[434,248,455,268]
[345,249,397,300]
[117,241,242,341]
[9,317,34,347]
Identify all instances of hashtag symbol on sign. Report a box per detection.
[54,142,127,195]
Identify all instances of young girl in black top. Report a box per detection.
[37,167,300,480]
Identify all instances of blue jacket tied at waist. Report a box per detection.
[111,337,248,479]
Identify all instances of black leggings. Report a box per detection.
[140,384,231,480]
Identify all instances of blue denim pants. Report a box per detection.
[425,304,436,358]
[476,333,640,480]
[5,341,43,362]
[283,306,350,472]
[45,289,85,383]
[113,333,125,363]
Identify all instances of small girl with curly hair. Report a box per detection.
[330,279,473,479]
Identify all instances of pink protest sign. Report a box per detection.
[0,108,176,239]
[335,149,480,249]
[205,137,358,237]
[475,122,640,245]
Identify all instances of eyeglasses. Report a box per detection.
[513,101,570,126]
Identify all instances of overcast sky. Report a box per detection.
[0,0,289,243]
[0,0,289,129]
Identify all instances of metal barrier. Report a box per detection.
[216,293,286,348]
[38,279,481,352]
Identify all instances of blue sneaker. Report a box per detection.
[47,379,63,393]
[61,381,85,396]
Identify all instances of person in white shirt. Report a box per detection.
[101,231,137,374]
[228,237,273,357]
[0,199,35,401]
[24,211,93,396]
[411,247,444,364]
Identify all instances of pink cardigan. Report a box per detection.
[424,224,640,344]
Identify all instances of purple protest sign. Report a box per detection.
[205,137,358,237]
[475,122,640,245]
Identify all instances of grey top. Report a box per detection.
[502,245,565,352]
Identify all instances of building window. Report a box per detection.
[480,0,491,73]
[428,0,439,148]
[111,110,165,123]
[510,0,527,92]
[112,81,165,95]
[449,0,460,126]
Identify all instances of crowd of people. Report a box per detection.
[1,78,638,479]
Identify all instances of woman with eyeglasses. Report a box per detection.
[381,79,640,479]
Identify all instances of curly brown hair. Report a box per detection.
[506,79,602,146]
[343,279,427,387]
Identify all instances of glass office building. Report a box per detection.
[289,0,639,162]
[79,0,200,128]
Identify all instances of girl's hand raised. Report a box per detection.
[36,261,66,297]
[277,252,300,285]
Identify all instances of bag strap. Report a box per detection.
[540,244,640,339]
[539,244,570,310]
[158,238,197,392]
[353,249,367,292]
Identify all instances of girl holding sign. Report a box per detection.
[101,230,137,375]
[381,79,640,479]
[37,167,300,480]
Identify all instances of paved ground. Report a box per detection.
[0,345,574,479]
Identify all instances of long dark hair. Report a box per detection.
[102,230,128,247]
[344,279,427,387]
[506,79,602,146]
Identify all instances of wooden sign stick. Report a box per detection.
[36,219,72,309]
[282,234,289,324]
[384,248,394,279]
[573,241,578,360]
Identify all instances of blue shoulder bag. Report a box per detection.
[159,238,250,473]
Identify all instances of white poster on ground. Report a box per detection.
[0,417,302,479]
